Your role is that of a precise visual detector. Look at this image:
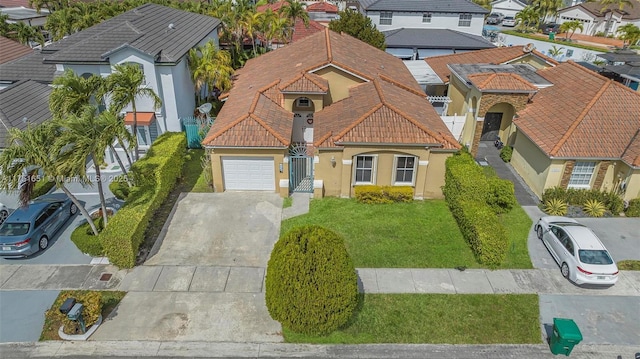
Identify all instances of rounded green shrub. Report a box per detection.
[487,178,517,214]
[499,146,513,162]
[109,176,130,201]
[265,225,358,335]
[625,198,640,217]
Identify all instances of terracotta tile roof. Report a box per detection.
[256,0,286,13]
[292,18,326,42]
[425,46,557,83]
[467,73,538,92]
[307,1,338,13]
[0,36,33,64]
[279,72,329,93]
[203,29,456,150]
[515,61,640,167]
[0,0,31,7]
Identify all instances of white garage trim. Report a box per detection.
[222,157,276,191]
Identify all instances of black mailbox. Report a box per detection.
[59,298,76,315]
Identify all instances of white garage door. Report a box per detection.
[222,157,275,191]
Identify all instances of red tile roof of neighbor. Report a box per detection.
[292,18,326,42]
[0,36,33,64]
[515,61,640,167]
[425,46,558,83]
[256,0,287,13]
[0,0,31,7]
[306,1,338,13]
[203,29,459,150]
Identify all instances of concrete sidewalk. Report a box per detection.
[2,264,639,296]
[0,341,638,358]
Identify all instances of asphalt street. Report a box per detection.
[0,290,60,342]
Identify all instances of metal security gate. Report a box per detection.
[182,116,214,149]
[289,143,313,193]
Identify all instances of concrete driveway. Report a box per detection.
[94,192,284,343]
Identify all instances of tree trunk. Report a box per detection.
[60,184,99,236]
[108,143,132,187]
[93,154,109,227]
[117,135,134,169]
[132,101,139,161]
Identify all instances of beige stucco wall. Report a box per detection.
[208,148,288,196]
[608,161,640,201]
[313,66,365,105]
[510,130,551,198]
[446,76,468,116]
[283,94,325,113]
[315,147,454,199]
[624,168,640,201]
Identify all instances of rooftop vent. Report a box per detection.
[168,23,176,30]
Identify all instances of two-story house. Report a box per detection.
[557,0,640,37]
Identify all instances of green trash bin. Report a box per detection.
[549,318,583,356]
[549,31,555,40]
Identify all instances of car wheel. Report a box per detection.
[561,262,570,278]
[536,225,544,240]
[38,236,49,251]
[0,210,7,224]
[70,203,78,215]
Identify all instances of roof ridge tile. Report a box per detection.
[248,113,289,146]
[325,28,332,62]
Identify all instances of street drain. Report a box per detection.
[99,273,112,282]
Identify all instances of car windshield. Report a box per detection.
[578,250,613,265]
[0,222,30,236]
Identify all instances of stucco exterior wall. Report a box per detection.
[284,94,324,112]
[313,66,366,105]
[208,148,288,194]
[624,168,640,201]
[365,11,484,35]
[510,130,551,198]
[446,76,468,116]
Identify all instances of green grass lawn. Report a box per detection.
[284,294,541,344]
[280,198,532,268]
[618,260,640,270]
[182,149,213,193]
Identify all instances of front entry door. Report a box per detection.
[480,112,502,141]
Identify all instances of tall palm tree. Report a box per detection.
[50,69,104,116]
[516,6,540,30]
[617,24,640,47]
[242,10,261,57]
[0,123,99,235]
[279,0,309,43]
[531,0,564,24]
[599,0,634,11]
[8,22,44,47]
[0,14,12,37]
[106,63,162,161]
[257,8,279,51]
[560,20,584,39]
[56,106,112,226]
[188,40,234,102]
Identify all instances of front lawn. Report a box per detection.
[618,260,640,270]
[284,294,540,344]
[280,198,532,268]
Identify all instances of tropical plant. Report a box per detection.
[50,69,104,117]
[56,106,113,226]
[188,40,234,102]
[241,10,261,57]
[266,225,358,335]
[328,9,386,50]
[560,20,584,39]
[617,24,640,47]
[0,123,99,235]
[543,198,568,216]
[279,0,309,43]
[515,6,540,30]
[257,8,280,51]
[105,63,162,161]
[6,22,44,46]
[598,0,634,11]
[531,0,564,24]
[548,45,565,58]
[583,199,606,217]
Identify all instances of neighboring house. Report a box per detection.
[490,0,526,18]
[356,0,488,35]
[0,36,33,65]
[291,18,327,42]
[0,6,49,27]
[556,0,640,36]
[36,4,220,159]
[0,80,51,148]
[0,0,32,7]
[426,47,640,201]
[202,29,460,199]
[383,28,495,60]
[598,49,640,91]
[306,0,339,22]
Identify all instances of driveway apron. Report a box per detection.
[92,192,284,343]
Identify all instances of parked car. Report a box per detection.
[486,13,503,24]
[502,16,516,27]
[535,216,619,286]
[541,23,561,35]
[0,194,78,257]
[0,203,8,225]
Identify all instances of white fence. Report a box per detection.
[440,114,465,141]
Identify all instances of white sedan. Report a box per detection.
[0,203,8,225]
[535,216,619,285]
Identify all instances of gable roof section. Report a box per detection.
[0,36,33,64]
[515,62,640,167]
[383,28,495,50]
[561,0,640,20]
[307,1,338,13]
[203,29,456,149]
[0,50,56,83]
[0,80,51,147]
[467,73,539,92]
[425,45,557,83]
[41,4,220,64]
[359,0,488,13]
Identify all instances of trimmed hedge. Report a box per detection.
[108,175,131,201]
[354,185,413,204]
[541,187,624,215]
[626,198,640,217]
[443,152,513,267]
[266,225,358,335]
[499,146,513,163]
[100,132,186,268]
[70,220,104,256]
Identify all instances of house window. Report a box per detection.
[354,155,376,184]
[380,11,392,25]
[296,98,311,107]
[394,156,416,185]
[568,161,596,188]
[422,13,431,23]
[128,122,158,147]
[458,13,472,27]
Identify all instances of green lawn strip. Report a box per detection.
[281,198,531,268]
[618,260,640,270]
[182,149,212,193]
[284,294,541,344]
[283,196,293,208]
[499,206,534,269]
[40,291,126,341]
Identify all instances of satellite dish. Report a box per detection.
[198,103,212,114]
[523,43,535,53]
